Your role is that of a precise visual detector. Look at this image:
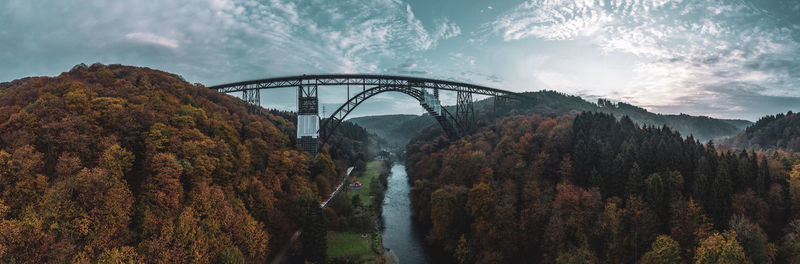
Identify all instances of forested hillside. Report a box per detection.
[723,111,800,152]
[324,119,382,171]
[0,64,347,263]
[352,91,751,148]
[487,91,751,141]
[593,99,751,142]
[406,112,800,263]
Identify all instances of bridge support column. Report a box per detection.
[297,85,319,156]
[456,91,474,134]
[243,89,261,114]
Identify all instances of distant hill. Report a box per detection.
[351,90,752,146]
[508,91,751,141]
[592,99,751,142]
[349,114,430,147]
[722,111,800,152]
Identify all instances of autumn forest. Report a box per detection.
[2,64,800,264]
[0,64,368,263]
[407,112,800,263]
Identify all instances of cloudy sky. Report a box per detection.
[2,0,800,120]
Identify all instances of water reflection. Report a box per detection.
[381,164,453,264]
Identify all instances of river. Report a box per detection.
[381,164,452,264]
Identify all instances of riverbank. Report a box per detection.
[326,160,394,263]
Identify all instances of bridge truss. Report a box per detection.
[208,74,526,155]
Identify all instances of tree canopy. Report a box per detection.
[406,111,798,263]
[0,64,358,263]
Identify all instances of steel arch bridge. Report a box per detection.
[208,74,526,155]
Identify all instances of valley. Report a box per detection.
[1,64,799,264]
[4,1,800,263]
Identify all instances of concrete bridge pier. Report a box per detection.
[297,84,319,156]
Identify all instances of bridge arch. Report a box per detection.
[208,74,527,155]
[318,85,461,148]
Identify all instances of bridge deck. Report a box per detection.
[208,74,525,98]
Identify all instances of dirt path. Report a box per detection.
[321,167,354,207]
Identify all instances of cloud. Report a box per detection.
[458,70,503,85]
[3,0,798,120]
[124,32,179,48]
[489,0,617,41]
[485,0,800,119]
[434,18,461,41]
[0,0,461,84]
[650,82,800,121]
[404,5,461,50]
[385,58,431,75]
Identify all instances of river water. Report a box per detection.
[381,164,451,264]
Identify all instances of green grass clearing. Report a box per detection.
[327,231,374,262]
[328,161,385,263]
[347,161,383,207]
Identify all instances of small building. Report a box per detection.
[349,174,363,190]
